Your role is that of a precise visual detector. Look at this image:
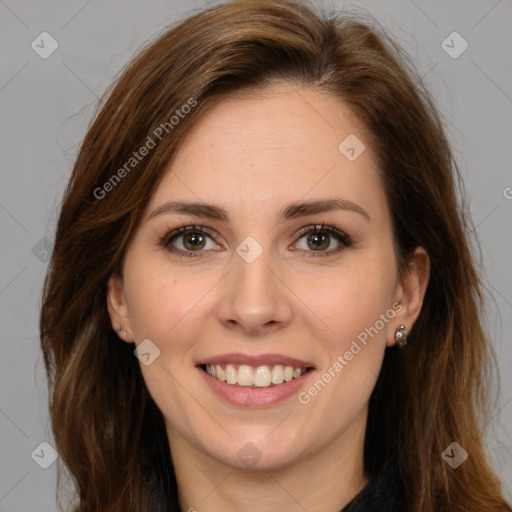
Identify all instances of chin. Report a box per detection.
[205,430,309,471]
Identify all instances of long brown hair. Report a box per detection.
[40,0,511,510]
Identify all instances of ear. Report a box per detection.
[106,273,134,343]
[388,247,430,347]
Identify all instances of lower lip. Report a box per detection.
[198,367,315,407]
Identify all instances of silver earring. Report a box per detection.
[117,327,127,336]
[395,325,407,348]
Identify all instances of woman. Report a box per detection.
[39,0,511,510]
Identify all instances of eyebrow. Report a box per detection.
[147,198,370,223]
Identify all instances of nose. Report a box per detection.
[217,246,293,336]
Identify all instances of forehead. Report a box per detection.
[147,84,383,217]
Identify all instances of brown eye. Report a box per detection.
[160,225,220,257]
[181,232,207,251]
[159,223,352,259]
[306,232,330,251]
[294,224,352,258]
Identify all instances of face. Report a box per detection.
[107,83,428,472]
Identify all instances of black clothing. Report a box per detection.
[341,456,404,512]
[160,456,405,511]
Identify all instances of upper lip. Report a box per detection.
[196,353,316,369]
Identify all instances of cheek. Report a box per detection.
[296,259,395,407]
[299,260,396,349]
[123,255,209,341]
[298,273,393,429]
[122,259,208,429]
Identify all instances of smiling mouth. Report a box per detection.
[201,363,314,388]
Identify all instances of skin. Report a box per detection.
[107,82,430,512]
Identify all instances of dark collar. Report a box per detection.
[340,456,404,512]
[160,456,404,512]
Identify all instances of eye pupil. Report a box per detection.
[184,233,205,250]
[308,233,329,250]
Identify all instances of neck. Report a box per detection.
[168,408,370,512]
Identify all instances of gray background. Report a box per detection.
[1,0,511,510]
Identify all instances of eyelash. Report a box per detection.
[158,222,353,258]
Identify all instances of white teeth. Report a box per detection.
[271,365,284,384]
[225,364,237,385]
[204,363,308,388]
[206,364,217,377]
[237,365,253,386]
[216,364,225,382]
[283,366,294,382]
[254,366,272,387]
